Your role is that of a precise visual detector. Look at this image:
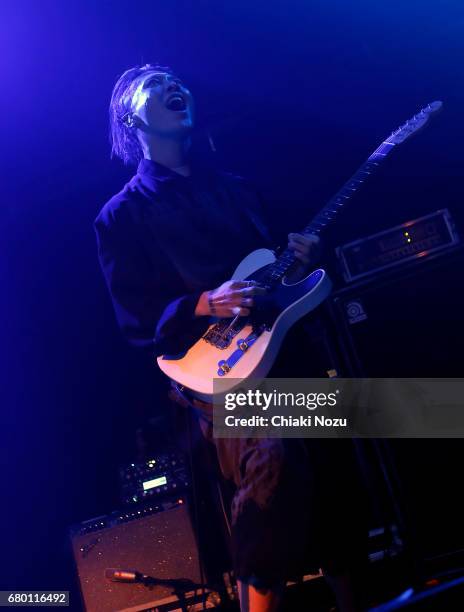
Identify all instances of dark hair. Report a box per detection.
[109,63,173,165]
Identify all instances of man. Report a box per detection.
[95,64,363,611]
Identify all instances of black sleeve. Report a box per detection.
[95,204,210,356]
[220,171,277,248]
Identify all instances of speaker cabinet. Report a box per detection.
[329,246,464,377]
[70,501,216,612]
[327,246,464,560]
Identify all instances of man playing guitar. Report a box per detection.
[95,63,364,612]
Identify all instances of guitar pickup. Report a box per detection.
[217,332,260,376]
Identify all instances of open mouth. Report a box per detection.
[165,94,187,111]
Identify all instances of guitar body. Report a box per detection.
[156,101,442,402]
[157,248,332,401]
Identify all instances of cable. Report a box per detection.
[216,480,232,538]
[184,396,208,612]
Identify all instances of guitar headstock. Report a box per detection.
[387,101,442,145]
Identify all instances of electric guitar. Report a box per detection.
[158,101,442,401]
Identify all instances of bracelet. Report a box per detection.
[207,291,217,316]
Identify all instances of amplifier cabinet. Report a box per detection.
[328,246,464,377]
[70,501,215,612]
[327,247,464,559]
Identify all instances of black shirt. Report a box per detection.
[95,159,273,355]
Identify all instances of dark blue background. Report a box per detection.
[1,0,463,596]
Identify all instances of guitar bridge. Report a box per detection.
[203,319,247,349]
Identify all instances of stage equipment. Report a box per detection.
[119,452,190,506]
[335,209,459,283]
[328,246,464,567]
[70,499,223,611]
[368,575,464,610]
[157,101,443,401]
[328,244,464,377]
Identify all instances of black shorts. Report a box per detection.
[198,413,367,588]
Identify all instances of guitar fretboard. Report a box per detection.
[256,139,397,287]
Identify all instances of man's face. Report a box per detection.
[126,71,194,137]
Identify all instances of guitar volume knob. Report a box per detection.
[217,360,231,375]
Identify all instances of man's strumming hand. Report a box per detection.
[195,280,267,318]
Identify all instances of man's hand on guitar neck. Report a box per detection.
[284,232,321,283]
[194,280,267,318]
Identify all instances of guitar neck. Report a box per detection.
[259,139,398,285]
[304,140,396,235]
